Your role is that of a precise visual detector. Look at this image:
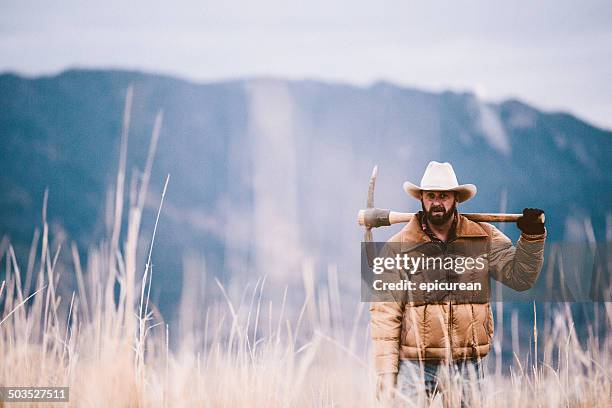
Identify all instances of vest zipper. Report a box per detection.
[444,237,458,358]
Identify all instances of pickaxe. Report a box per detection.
[358,166,545,230]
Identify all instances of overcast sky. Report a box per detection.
[2,0,611,129]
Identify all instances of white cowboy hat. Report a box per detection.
[403,161,477,203]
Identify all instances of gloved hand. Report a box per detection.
[376,373,397,403]
[517,208,545,235]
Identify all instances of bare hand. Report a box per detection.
[376,373,397,403]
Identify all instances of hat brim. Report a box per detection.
[402,181,477,203]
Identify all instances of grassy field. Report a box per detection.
[1,203,610,407]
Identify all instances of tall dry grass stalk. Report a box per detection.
[1,89,610,407]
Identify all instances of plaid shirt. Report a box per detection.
[418,209,458,243]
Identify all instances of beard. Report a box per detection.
[423,201,456,226]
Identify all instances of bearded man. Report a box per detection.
[370,161,546,407]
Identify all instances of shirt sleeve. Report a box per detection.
[488,224,546,291]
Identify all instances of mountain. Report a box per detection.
[1,69,611,316]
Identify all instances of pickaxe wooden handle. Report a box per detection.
[358,208,545,228]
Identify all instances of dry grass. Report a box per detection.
[1,89,610,407]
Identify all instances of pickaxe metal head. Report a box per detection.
[364,165,378,243]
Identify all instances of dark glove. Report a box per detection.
[517,208,545,235]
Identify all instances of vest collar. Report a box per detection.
[399,213,488,250]
[454,214,489,238]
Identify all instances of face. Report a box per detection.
[421,191,457,225]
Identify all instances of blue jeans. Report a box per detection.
[395,359,485,408]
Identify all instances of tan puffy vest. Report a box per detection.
[370,215,495,370]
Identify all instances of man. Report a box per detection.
[370,161,546,407]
